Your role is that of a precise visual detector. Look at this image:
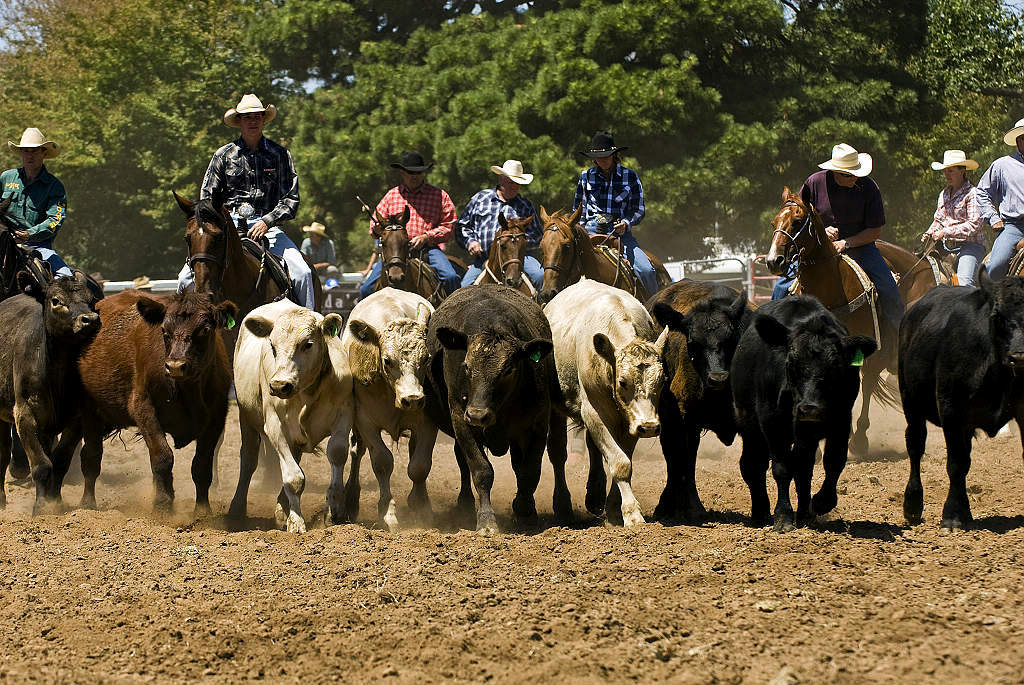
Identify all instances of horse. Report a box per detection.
[538,206,665,305]
[175,192,322,317]
[372,206,449,307]
[589,232,674,291]
[468,215,536,297]
[766,187,938,455]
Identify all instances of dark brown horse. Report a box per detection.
[470,215,536,297]
[589,233,674,291]
[372,207,448,306]
[766,187,938,454]
[538,206,665,305]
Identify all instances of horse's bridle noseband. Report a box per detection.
[541,221,584,275]
[494,230,527,279]
[772,201,817,268]
[378,222,411,272]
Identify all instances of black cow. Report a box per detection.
[0,271,100,512]
[424,284,555,536]
[900,277,1024,530]
[647,280,753,521]
[732,296,876,531]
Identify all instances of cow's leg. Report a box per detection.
[583,401,643,528]
[584,432,607,516]
[0,422,11,509]
[406,421,438,524]
[453,441,475,517]
[792,438,817,525]
[228,414,261,519]
[9,429,29,481]
[49,420,83,501]
[13,401,56,515]
[654,396,684,520]
[546,412,573,521]
[739,431,770,526]
[343,430,364,523]
[325,421,353,526]
[452,421,497,536]
[902,410,927,524]
[79,422,104,510]
[129,400,176,510]
[940,423,973,530]
[509,432,543,527]
[770,450,796,532]
[850,370,875,456]
[264,412,307,533]
[358,421,398,530]
[678,420,706,522]
[191,413,227,516]
[814,419,852,518]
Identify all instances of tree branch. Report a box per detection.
[978,86,1024,98]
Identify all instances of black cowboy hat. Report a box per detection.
[390,150,434,173]
[578,130,629,158]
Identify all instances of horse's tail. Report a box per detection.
[870,368,902,410]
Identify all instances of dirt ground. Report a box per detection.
[2,390,1024,684]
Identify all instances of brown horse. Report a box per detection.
[538,206,662,305]
[470,215,535,297]
[766,187,938,454]
[371,206,450,307]
[175,192,322,317]
[589,233,674,291]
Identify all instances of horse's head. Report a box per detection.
[765,187,822,276]
[176,192,234,298]
[538,205,584,305]
[491,214,532,288]
[372,206,411,287]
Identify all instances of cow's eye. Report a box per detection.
[383,358,392,368]
[304,339,314,350]
[50,297,62,307]
[618,378,629,391]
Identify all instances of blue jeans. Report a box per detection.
[846,243,904,328]
[461,254,543,288]
[772,262,798,300]
[26,241,72,278]
[359,245,460,299]
[953,241,986,287]
[583,219,658,295]
[988,221,1024,281]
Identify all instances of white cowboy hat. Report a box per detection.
[818,143,872,177]
[7,128,60,158]
[132,275,153,290]
[302,221,329,238]
[1003,118,1024,146]
[489,159,534,185]
[931,149,979,171]
[223,93,278,129]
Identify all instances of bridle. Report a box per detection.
[377,221,411,276]
[541,219,585,279]
[772,201,819,268]
[492,230,528,282]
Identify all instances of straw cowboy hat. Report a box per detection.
[302,221,329,239]
[490,159,534,185]
[132,275,153,290]
[223,93,277,129]
[818,143,872,177]
[931,149,979,171]
[7,128,60,159]
[1003,117,1024,146]
[578,131,629,159]
[390,151,434,173]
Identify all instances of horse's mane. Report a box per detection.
[194,198,227,233]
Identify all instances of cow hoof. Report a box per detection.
[285,512,307,534]
[274,503,288,529]
[622,505,645,528]
[811,490,838,516]
[773,517,795,533]
[940,517,967,532]
[383,503,399,532]
[80,495,97,510]
[475,514,499,537]
[193,502,212,518]
[849,433,868,457]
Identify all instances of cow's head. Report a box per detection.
[436,327,552,429]
[136,293,238,380]
[593,328,668,438]
[244,306,343,399]
[652,291,749,391]
[21,269,101,340]
[348,303,431,410]
[984,274,1024,367]
[754,311,876,424]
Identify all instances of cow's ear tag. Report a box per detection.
[327,322,340,337]
[850,348,864,367]
[529,350,542,363]
[226,314,236,330]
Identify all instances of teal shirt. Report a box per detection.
[0,166,67,243]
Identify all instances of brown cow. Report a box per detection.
[62,290,236,512]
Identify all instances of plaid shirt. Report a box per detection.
[572,164,645,228]
[201,136,299,226]
[927,181,984,245]
[456,188,542,252]
[371,183,455,245]
[0,165,66,242]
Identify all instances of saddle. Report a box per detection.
[589,234,645,300]
[239,236,298,305]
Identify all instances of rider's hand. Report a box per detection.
[468,241,483,257]
[612,220,628,235]
[921,232,933,243]
[409,235,429,251]
[993,220,1005,232]
[247,219,270,241]
[13,230,28,243]
[832,239,848,254]
[824,225,839,241]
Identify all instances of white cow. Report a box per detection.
[341,288,436,530]
[544,279,668,527]
[228,299,353,533]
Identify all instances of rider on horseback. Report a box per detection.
[572,131,656,296]
[176,93,315,309]
[359,151,460,300]
[922,150,984,287]
[1,128,72,278]
[977,118,1024,281]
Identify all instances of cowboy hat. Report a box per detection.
[578,131,629,159]
[223,93,278,129]
[302,221,329,238]
[931,149,979,171]
[489,159,534,185]
[818,143,872,177]
[132,275,152,290]
[389,151,434,173]
[1003,117,1024,146]
[7,128,59,159]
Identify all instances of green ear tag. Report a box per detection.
[850,348,864,367]
[529,350,542,363]
[226,314,236,330]
[329,323,340,337]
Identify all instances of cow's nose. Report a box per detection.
[1009,352,1024,367]
[538,289,556,305]
[165,359,187,378]
[270,380,295,398]
[796,402,826,422]
[75,312,100,332]
[465,406,495,428]
[635,420,661,438]
[707,371,729,388]
[399,393,424,410]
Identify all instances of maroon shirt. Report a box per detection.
[800,170,885,240]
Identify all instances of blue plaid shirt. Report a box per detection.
[572,164,645,229]
[456,188,542,252]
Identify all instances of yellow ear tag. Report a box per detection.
[851,348,864,367]
[227,314,236,330]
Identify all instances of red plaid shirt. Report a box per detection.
[371,183,456,245]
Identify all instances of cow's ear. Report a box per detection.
[136,296,167,325]
[415,302,431,326]
[322,313,343,338]
[842,335,877,366]
[524,338,554,363]
[17,271,41,300]
[729,291,748,321]
[215,300,239,329]
[436,326,468,351]
[347,318,379,345]
[753,313,789,347]
[593,333,617,367]
[652,302,687,333]
[244,314,274,338]
[173,191,194,217]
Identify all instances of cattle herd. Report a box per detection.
[2,271,1024,536]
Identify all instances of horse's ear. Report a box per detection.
[782,186,795,202]
[498,213,509,230]
[218,204,233,227]
[173,191,194,218]
[539,206,550,223]
[569,206,583,226]
[400,206,410,225]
